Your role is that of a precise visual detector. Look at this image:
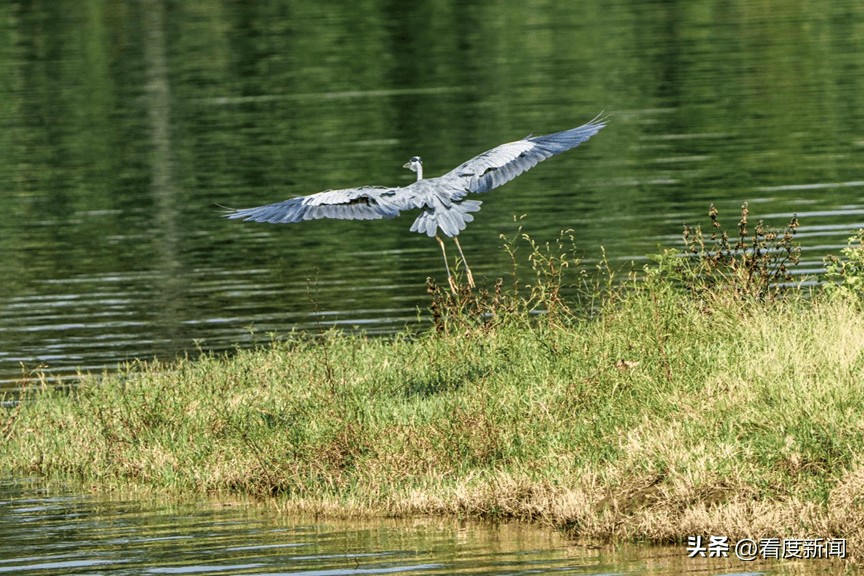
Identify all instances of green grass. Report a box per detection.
[3,207,864,560]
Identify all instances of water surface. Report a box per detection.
[0,479,841,575]
[2,1,864,384]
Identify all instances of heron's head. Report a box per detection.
[403,156,423,180]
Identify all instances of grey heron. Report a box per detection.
[225,115,606,291]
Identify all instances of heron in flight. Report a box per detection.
[225,115,606,292]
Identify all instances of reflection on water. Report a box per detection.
[0,478,841,576]
[2,1,864,385]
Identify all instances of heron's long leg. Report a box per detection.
[435,235,457,293]
[452,236,475,289]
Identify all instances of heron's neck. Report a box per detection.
[415,166,423,181]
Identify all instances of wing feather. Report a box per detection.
[442,115,606,196]
[223,186,404,224]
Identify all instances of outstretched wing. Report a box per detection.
[223,186,406,223]
[441,115,606,196]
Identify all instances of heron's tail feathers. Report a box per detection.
[410,200,482,238]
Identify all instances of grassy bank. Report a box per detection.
[3,207,864,559]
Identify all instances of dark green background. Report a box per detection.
[2,0,863,384]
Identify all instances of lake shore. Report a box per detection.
[3,227,864,562]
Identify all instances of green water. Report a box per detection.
[2,0,864,384]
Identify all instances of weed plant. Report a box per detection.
[648,203,801,302]
[824,229,864,302]
[427,223,616,334]
[3,205,864,561]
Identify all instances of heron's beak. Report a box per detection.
[403,162,411,169]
